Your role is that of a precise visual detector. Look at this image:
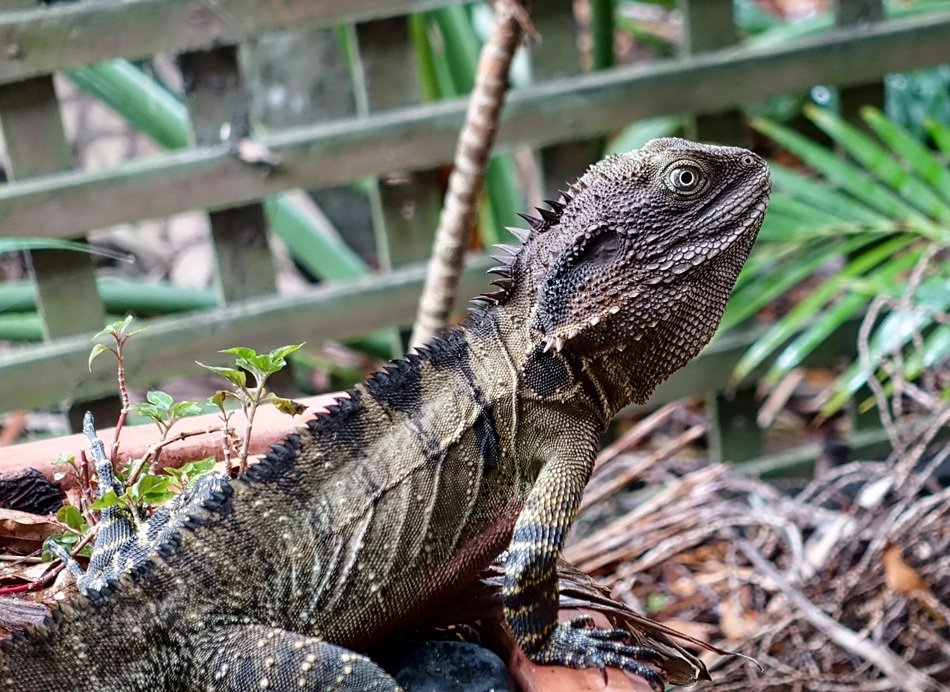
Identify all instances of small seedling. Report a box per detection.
[199,343,306,474]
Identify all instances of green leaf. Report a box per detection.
[925,117,950,158]
[87,342,113,371]
[267,343,304,364]
[56,504,85,532]
[171,401,202,418]
[825,323,950,416]
[130,402,162,421]
[220,346,258,360]
[733,234,918,381]
[68,61,190,150]
[753,116,925,223]
[130,474,173,506]
[178,457,216,477]
[89,490,121,511]
[862,106,950,210]
[146,390,174,410]
[805,105,950,224]
[196,362,247,388]
[768,165,885,225]
[722,235,876,332]
[764,251,922,384]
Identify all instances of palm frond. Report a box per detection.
[734,107,948,415]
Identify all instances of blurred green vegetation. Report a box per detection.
[2,1,947,415]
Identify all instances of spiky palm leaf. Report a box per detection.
[725,106,949,416]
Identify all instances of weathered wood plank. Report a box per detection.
[0,76,104,339]
[178,46,277,303]
[533,0,601,200]
[1,10,947,239]
[834,0,885,124]
[0,256,862,419]
[0,0,467,86]
[355,17,442,269]
[680,0,747,146]
[0,256,492,412]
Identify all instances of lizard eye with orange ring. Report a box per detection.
[666,163,704,194]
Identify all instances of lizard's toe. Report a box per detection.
[529,620,664,691]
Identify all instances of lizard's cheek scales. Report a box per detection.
[3,137,769,692]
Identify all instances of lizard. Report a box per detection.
[1,137,770,691]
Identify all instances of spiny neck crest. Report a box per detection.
[479,178,588,305]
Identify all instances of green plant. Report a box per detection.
[199,343,306,474]
[726,107,949,416]
[38,317,306,580]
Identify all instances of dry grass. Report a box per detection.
[566,255,949,690]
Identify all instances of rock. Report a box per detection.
[372,639,515,692]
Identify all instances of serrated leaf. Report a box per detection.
[196,362,247,388]
[130,402,163,421]
[87,342,113,371]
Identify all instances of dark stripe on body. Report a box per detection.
[472,405,501,470]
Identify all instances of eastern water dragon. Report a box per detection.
[1,138,770,690]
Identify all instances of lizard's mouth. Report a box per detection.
[665,195,769,279]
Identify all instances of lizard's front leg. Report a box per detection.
[503,428,664,691]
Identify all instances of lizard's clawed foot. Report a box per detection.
[529,616,665,691]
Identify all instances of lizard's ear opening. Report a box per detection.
[535,228,639,353]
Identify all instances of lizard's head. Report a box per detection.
[490,137,770,403]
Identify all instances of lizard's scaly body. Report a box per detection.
[2,138,770,690]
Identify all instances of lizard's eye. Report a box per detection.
[667,164,703,194]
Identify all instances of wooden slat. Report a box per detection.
[355,17,442,269]
[533,0,601,199]
[0,0,466,86]
[0,261,862,417]
[834,0,885,123]
[0,256,493,412]
[178,46,277,303]
[1,10,947,239]
[680,0,746,146]
[0,76,104,339]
